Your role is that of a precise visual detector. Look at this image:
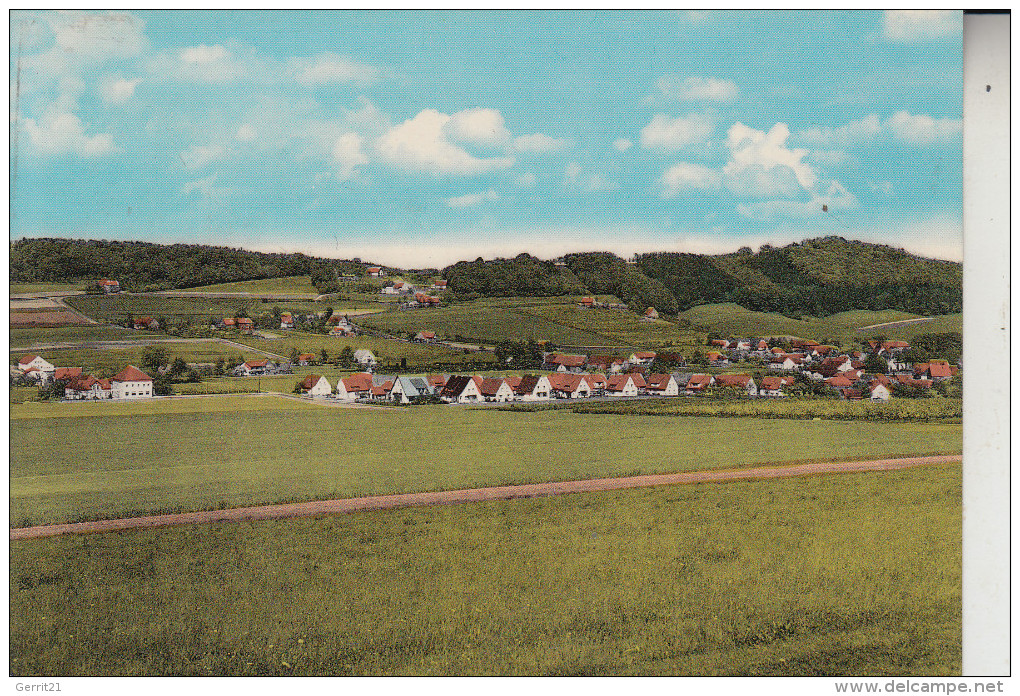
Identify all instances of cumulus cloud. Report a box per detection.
[170,44,245,81]
[99,76,140,104]
[332,132,368,180]
[883,10,961,43]
[446,189,500,208]
[235,124,256,142]
[640,113,713,151]
[661,162,721,197]
[22,109,114,157]
[292,52,378,86]
[376,109,515,175]
[656,75,738,102]
[613,138,633,152]
[736,181,857,221]
[723,122,815,197]
[22,11,148,80]
[512,132,569,153]
[795,111,961,147]
[564,162,617,192]
[180,144,225,171]
[444,108,512,147]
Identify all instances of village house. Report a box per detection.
[65,374,113,400]
[479,377,516,402]
[547,373,592,399]
[296,353,316,366]
[236,317,254,334]
[110,365,154,399]
[709,339,729,348]
[758,376,794,398]
[414,331,437,343]
[643,373,679,396]
[381,282,399,295]
[714,373,758,398]
[389,375,436,403]
[233,359,276,377]
[628,351,656,366]
[915,360,955,381]
[297,374,332,397]
[685,373,714,395]
[98,279,120,293]
[769,354,805,371]
[583,373,607,394]
[605,374,639,397]
[578,296,595,308]
[280,313,295,329]
[514,374,553,401]
[133,316,159,331]
[642,307,659,321]
[336,372,373,401]
[440,375,484,404]
[18,354,55,375]
[217,317,236,329]
[354,349,378,368]
[705,351,730,367]
[838,388,864,401]
[53,367,83,382]
[431,279,448,290]
[427,374,449,391]
[367,266,384,278]
[869,381,892,401]
[588,355,627,374]
[542,353,587,373]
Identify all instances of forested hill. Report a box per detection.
[9,238,364,292]
[11,236,961,317]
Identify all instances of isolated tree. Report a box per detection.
[141,345,171,374]
[320,348,329,364]
[169,357,188,377]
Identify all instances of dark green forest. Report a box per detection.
[11,236,961,317]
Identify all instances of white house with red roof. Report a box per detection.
[759,375,794,398]
[628,351,656,366]
[685,373,715,395]
[233,359,276,377]
[298,374,332,397]
[547,373,592,399]
[605,374,639,397]
[414,331,437,343]
[643,373,679,396]
[279,313,295,329]
[17,354,54,374]
[111,365,153,399]
[336,372,373,401]
[513,374,553,401]
[479,377,516,402]
[65,374,113,400]
[542,353,588,373]
[714,373,758,397]
[97,279,120,293]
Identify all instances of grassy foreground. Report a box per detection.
[11,396,962,526]
[9,463,961,676]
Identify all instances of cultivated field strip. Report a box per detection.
[10,455,960,540]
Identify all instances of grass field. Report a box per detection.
[678,304,962,345]
[9,342,263,376]
[182,276,319,294]
[10,396,962,526]
[10,282,83,293]
[9,463,961,675]
[358,297,697,349]
[10,325,161,349]
[64,294,338,324]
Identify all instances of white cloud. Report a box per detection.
[736,181,857,221]
[171,44,245,81]
[446,189,500,208]
[613,138,633,152]
[376,109,515,175]
[723,122,815,197]
[332,132,368,180]
[235,124,256,142]
[512,132,568,153]
[292,52,378,86]
[794,111,961,147]
[99,76,140,104]
[22,109,114,157]
[23,11,148,79]
[445,108,512,147]
[640,113,713,151]
[656,75,738,102]
[180,144,225,171]
[564,162,617,192]
[883,10,961,43]
[342,97,391,135]
[661,162,721,197]
[516,172,537,187]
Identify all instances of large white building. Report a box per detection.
[110,365,154,399]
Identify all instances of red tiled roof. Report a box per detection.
[54,367,83,380]
[367,266,381,272]
[582,373,607,389]
[605,375,634,392]
[760,377,785,391]
[98,279,119,286]
[343,373,373,392]
[710,339,728,347]
[297,353,316,361]
[686,374,713,390]
[111,365,153,382]
[548,374,585,392]
[715,373,753,388]
[434,279,447,286]
[645,374,673,391]
[546,353,587,367]
[633,351,656,359]
[504,375,522,388]
[479,377,508,396]
[825,375,853,388]
[417,331,436,339]
[300,374,324,389]
[245,359,269,368]
[222,317,236,325]
[17,354,41,366]
[427,373,448,388]
[237,317,253,325]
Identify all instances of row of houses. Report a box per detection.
[231,349,379,377]
[13,355,154,399]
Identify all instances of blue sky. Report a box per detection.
[10,10,963,267]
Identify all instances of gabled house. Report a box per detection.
[296,353,316,366]
[389,375,437,403]
[414,331,437,343]
[298,374,332,397]
[98,279,120,293]
[838,388,864,401]
[427,373,449,391]
[869,381,892,401]
[18,354,54,374]
[431,279,448,290]
[542,353,588,373]
[709,339,729,348]
[65,374,113,400]
[578,296,595,308]
[513,374,553,401]
[757,339,770,351]
[547,373,592,399]
[218,317,237,329]
[233,359,276,376]
[816,356,854,378]
[705,351,730,367]
[685,373,714,395]
[915,360,955,381]
[133,316,159,330]
[440,375,484,403]
[769,354,804,371]
[354,349,378,368]
[759,376,793,398]
[714,373,757,397]
[336,372,373,400]
[825,374,854,389]
[53,367,83,382]
[604,374,639,397]
[733,339,751,352]
[110,365,154,399]
[280,313,295,329]
[588,355,627,374]
[367,266,383,278]
[478,377,516,402]
[642,307,659,321]
[583,373,607,394]
[643,373,679,396]
[236,317,254,334]
[628,351,656,366]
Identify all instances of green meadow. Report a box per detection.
[182,275,319,294]
[10,463,961,676]
[357,296,696,348]
[64,294,336,324]
[678,303,962,345]
[11,396,961,526]
[10,325,160,348]
[9,282,84,294]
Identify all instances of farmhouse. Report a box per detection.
[869,381,892,401]
[414,331,437,343]
[583,373,607,393]
[54,367,83,381]
[759,376,794,397]
[98,279,120,293]
[628,351,656,366]
[431,279,448,290]
[65,374,113,400]
[236,317,254,334]
[296,353,316,366]
[915,360,955,381]
[110,365,153,399]
[642,307,659,321]
[336,372,373,400]
[440,375,484,403]
[542,353,587,373]
[514,374,553,401]
[547,373,592,399]
[280,313,295,329]
[133,316,159,330]
[218,317,236,329]
[578,296,594,308]
[367,266,384,278]
[479,377,516,402]
[18,354,54,374]
[233,359,276,376]
[685,374,714,395]
[297,374,332,397]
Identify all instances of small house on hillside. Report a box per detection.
[414,331,437,343]
[642,307,659,321]
[367,267,384,278]
[280,313,295,329]
[18,354,54,374]
[336,372,373,401]
[685,373,714,395]
[643,373,679,396]
[298,374,332,397]
[629,351,656,366]
[354,349,378,368]
[236,317,254,334]
[296,353,316,366]
[605,374,639,397]
[431,279,448,290]
[98,279,120,293]
[233,359,276,377]
[542,353,587,373]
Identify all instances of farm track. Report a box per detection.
[9,454,961,540]
[857,317,934,331]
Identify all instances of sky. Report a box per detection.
[9,10,963,267]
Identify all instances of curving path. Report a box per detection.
[10,455,960,541]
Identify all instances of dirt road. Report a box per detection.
[9,454,960,541]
